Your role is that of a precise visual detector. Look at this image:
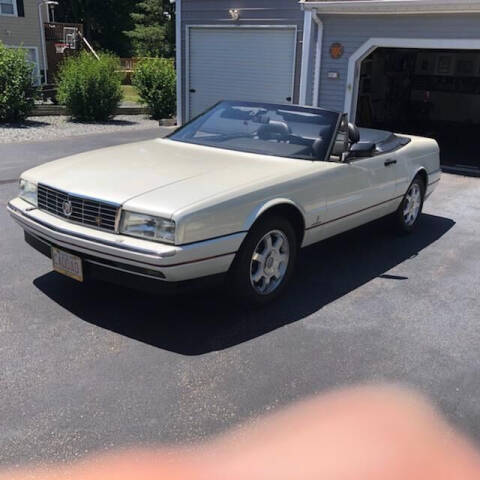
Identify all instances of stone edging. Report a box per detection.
[33,105,149,116]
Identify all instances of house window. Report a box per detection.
[0,0,16,16]
[6,46,41,85]
[25,48,41,84]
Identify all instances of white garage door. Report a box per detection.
[187,27,296,119]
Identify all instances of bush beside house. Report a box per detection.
[57,52,123,121]
[133,57,176,120]
[0,42,37,123]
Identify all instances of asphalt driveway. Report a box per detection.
[0,131,479,467]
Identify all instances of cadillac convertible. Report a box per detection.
[8,101,440,305]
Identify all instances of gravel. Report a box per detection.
[0,115,160,144]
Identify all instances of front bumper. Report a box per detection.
[8,197,245,283]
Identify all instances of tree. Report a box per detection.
[54,0,137,57]
[124,0,175,58]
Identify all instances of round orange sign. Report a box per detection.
[330,43,344,59]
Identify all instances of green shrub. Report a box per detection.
[133,58,176,120]
[0,42,37,123]
[57,52,123,121]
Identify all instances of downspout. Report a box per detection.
[37,1,48,84]
[311,11,323,107]
[172,0,183,125]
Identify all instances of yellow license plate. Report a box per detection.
[51,247,83,282]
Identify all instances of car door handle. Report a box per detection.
[189,88,196,93]
[384,159,397,167]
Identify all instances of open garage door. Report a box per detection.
[187,27,296,120]
[355,47,480,175]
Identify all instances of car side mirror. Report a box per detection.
[348,141,376,160]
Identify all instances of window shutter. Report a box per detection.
[17,0,25,16]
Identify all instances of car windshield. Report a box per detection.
[168,101,341,161]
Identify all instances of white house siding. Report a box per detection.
[317,13,480,112]
[0,0,44,83]
[180,0,304,121]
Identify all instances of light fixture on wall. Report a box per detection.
[229,8,240,21]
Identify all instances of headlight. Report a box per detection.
[120,211,175,244]
[19,179,37,206]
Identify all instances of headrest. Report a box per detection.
[258,121,291,141]
[312,137,324,159]
[348,123,360,144]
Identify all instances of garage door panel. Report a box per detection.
[188,28,296,119]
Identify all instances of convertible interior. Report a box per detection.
[171,101,410,161]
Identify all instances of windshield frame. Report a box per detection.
[167,101,343,162]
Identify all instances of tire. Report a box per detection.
[394,175,425,233]
[229,215,298,307]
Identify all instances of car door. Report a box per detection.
[321,137,399,239]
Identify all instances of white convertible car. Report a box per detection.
[8,101,440,305]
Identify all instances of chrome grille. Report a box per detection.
[37,184,119,232]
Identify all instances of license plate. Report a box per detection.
[51,247,83,282]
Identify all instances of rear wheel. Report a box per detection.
[394,176,425,233]
[229,216,297,306]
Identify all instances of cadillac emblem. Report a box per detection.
[330,43,344,59]
[62,200,73,217]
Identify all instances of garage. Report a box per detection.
[294,0,480,177]
[186,27,297,119]
[179,1,480,175]
[355,47,480,173]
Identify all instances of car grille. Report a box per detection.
[37,184,119,232]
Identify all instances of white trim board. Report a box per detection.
[185,25,298,121]
[302,0,480,15]
[345,37,480,122]
[311,12,323,107]
[299,10,313,105]
[300,11,323,107]
[175,0,182,125]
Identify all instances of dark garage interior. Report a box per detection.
[356,47,480,174]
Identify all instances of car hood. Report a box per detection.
[23,138,318,218]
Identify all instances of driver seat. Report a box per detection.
[312,122,361,160]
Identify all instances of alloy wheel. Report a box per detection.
[403,182,422,226]
[250,229,290,295]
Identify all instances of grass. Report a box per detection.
[121,85,141,104]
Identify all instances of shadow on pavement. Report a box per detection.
[71,119,138,126]
[34,213,455,355]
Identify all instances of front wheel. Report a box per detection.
[394,176,425,233]
[229,216,298,307]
